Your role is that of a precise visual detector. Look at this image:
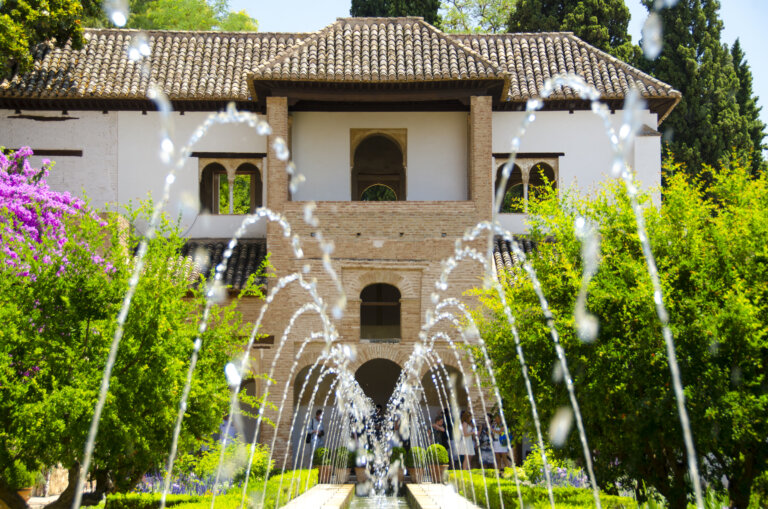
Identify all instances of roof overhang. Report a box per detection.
[248,77,509,110]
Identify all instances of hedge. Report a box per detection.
[449,471,637,509]
[105,494,201,509]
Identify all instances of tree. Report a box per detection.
[638,0,752,183]
[80,0,258,31]
[441,0,514,33]
[0,0,85,79]
[0,148,267,509]
[350,0,441,26]
[731,38,766,176]
[474,156,768,508]
[506,0,637,61]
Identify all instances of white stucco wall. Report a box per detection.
[493,109,660,192]
[117,111,269,238]
[1,109,269,238]
[493,109,662,233]
[0,110,119,207]
[291,111,468,201]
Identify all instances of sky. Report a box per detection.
[231,0,768,134]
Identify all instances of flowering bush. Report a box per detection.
[0,149,269,509]
[0,147,100,276]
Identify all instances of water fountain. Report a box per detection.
[35,5,709,509]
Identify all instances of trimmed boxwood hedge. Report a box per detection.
[449,471,638,509]
[105,493,201,509]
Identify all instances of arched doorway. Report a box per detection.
[355,358,402,407]
[351,134,406,201]
[419,365,468,423]
[291,365,338,465]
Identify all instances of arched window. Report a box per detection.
[528,163,556,200]
[494,157,559,213]
[351,134,405,201]
[200,161,262,214]
[495,163,524,213]
[360,283,401,341]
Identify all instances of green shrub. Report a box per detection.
[170,470,317,509]
[332,447,349,467]
[426,444,449,465]
[105,493,201,509]
[749,470,768,509]
[390,447,406,466]
[312,447,329,466]
[449,471,637,509]
[522,444,564,484]
[2,460,36,490]
[174,438,272,484]
[405,447,426,468]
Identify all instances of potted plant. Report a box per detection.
[333,447,349,483]
[352,448,368,483]
[426,444,449,484]
[390,446,406,484]
[4,460,37,501]
[405,447,427,483]
[313,447,332,483]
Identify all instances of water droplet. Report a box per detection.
[256,120,272,136]
[302,264,310,273]
[619,123,631,140]
[430,292,439,304]
[577,314,599,343]
[224,362,241,387]
[192,247,210,272]
[165,173,175,185]
[272,137,290,161]
[127,33,150,61]
[653,290,663,306]
[642,13,663,60]
[552,362,564,383]
[104,0,129,27]
[207,280,227,304]
[193,338,202,350]
[549,406,573,447]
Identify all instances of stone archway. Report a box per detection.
[354,358,403,407]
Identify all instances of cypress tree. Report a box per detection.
[639,0,751,180]
[507,0,637,60]
[731,38,766,175]
[350,0,441,25]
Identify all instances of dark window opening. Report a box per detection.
[360,283,401,341]
[528,163,556,200]
[495,163,524,213]
[200,162,262,214]
[352,135,405,201]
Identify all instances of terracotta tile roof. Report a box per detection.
[493,236,537,276]
[0,18,679,118]
[250,17,506,84]
[452,32,679,103]
[181,238,267,290]
[0,30,307,104]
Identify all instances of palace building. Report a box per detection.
[0,17,679,460]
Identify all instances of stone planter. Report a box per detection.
[427,464,448,484]
[410,467,425,483]
[17,488,34,501]
[335,467,349,484]
[354,466,368,483]
[318,465,333,483]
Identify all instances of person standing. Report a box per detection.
[309,408,325,448]
[432,413,449,450]
[491,413,510,472]
[457,410,475,470]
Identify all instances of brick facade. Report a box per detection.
[242,96,495,459]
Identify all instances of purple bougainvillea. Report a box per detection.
[0,147,101,273]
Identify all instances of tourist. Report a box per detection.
[478,413,494,468]
[457,410,475,470]
[308,408,325,448]
[431,413,449,450]
[491,413,510,472]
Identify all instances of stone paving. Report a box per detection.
[405,484,482,509]
[281,483,355,509]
